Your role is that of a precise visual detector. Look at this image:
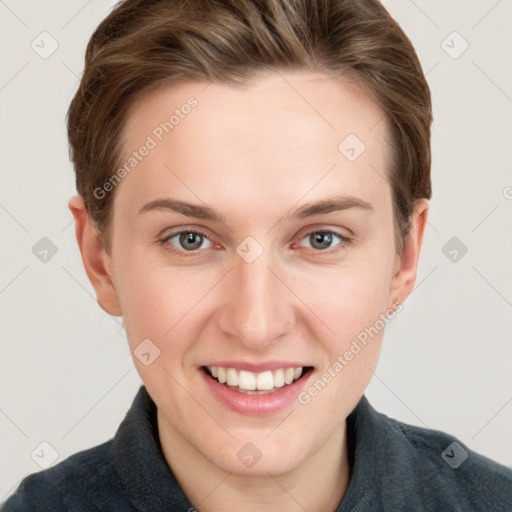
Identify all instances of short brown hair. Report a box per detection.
[67,0,432,255]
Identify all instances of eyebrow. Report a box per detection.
[138,195,374,222]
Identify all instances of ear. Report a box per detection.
[68,195,122,317]
[388,198,429,306]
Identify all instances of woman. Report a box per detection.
[3,0,511,510]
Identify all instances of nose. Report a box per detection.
[216,246,295,351]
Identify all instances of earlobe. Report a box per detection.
[388,198,429,306]
[68,195,122,317]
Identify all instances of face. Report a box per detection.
[74,69,426,477]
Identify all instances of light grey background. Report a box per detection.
[1,0,511,499]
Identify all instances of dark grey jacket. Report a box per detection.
[2,386,511,511]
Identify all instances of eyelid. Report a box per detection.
[297,226,352,241]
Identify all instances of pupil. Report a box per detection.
[312,232,332,249]
[181,232,202,250]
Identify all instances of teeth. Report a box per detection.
[226,368,238,386]
[239,370,256,390]
[217,367,227,384]
[206,365,305,392]
[273,369,285,388]
[256,371,274,391]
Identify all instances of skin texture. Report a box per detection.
[69,69,429,512]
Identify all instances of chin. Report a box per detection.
[202,431,313,477]
[216,450,305,478]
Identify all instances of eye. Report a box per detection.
[298,230,350,252]
[162,229,213,254]
[159,228,351,257]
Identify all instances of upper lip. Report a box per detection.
[202,361,312,372]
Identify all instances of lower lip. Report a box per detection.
[200,367,312,416]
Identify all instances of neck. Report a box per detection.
[157,410,350,512]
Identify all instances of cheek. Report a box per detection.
[114,258,221,359]
[299,258,393,340]
[294,264,390,415]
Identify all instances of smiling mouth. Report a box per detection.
[202,365,314,394]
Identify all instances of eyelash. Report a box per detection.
[159,228,352,258]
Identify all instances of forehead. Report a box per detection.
[117,69,392,222]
